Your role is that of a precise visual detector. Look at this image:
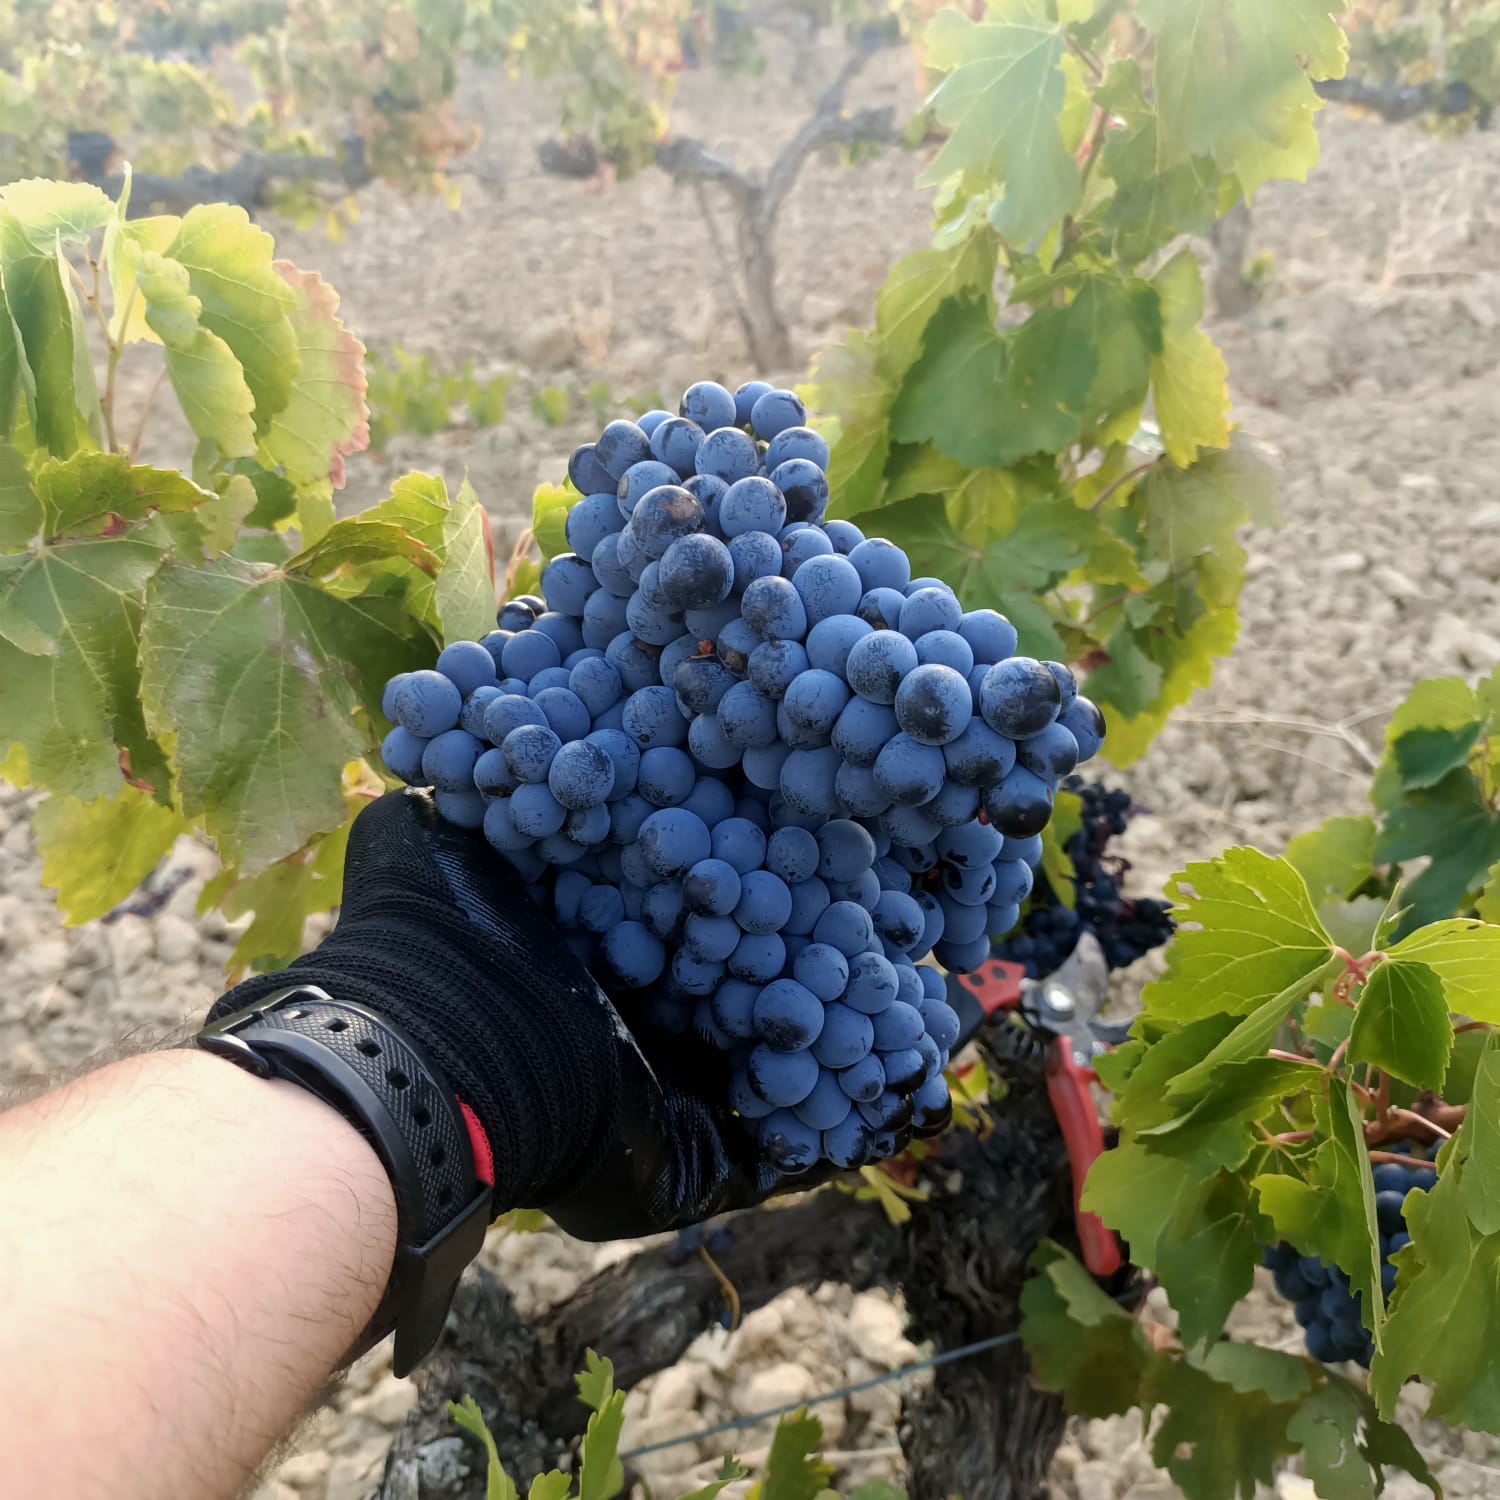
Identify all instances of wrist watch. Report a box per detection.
[192,985,494,1376]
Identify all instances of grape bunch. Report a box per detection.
[1263,1152,1435,1366]
[992,777,1173,979]
[378,378,1106,1175]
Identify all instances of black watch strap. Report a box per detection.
[192,985,493,1376]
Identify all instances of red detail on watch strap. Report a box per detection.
[457,1097,494,1188]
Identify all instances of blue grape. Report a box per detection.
[501,631,561,683]
[596,420,653,479]
[529,667,573,696]
[530,612,584,658]
[716,617,759,673]
[748,639,810,701]
[683,858,743,916]
[568,443,616,495]
[717,681,778,749]
[793,1068,854,1130]
[831,697,899,769]
[460,685,504,738]
[766,825,819,884]
[433,788,487,829]
[382,726,431,786]
[510,782,568,837]
[720,476,787,538]
[420,729,484,792]
[1017,720,1080,781]
[650,415,705,478]
[811,1002,874,1068]
[473,746,515,797]
[899,586,963,641]
[638,745,695,807]
[711,817,769,875]
[735,869,793,934]
[805,615,873,678]
[846,629,918,705]
[483,798,531,853]
[630,485,705,561]
[637,409,674,438]
[789,554,860,626]
[834,761,890,818]
[770,458,829,523]
[503,724,562,784]
[872,890,925,952]
[748,1045,820,1107]
[642,881,686,940]
[849,538,911,593]
[672,948,724,996]
[983,766,1054,839]
[764,425,830,471]
[880,1046,926,1093]
[822,519,864,553]
[893,663,972,746]
[843,949,898,1012]
[873,734,946,806]
[565,803,611,846]
[600,921,666,987]
[754,979,825,1050]
[871,1001,925,1051]
[712,978,761,1040]
[839,1054,886,1102]
[920,998,962,1051]
[980,657,1063,739]
[585,728,640,798]
[779,669,849,748]
[658,533,733,610]
[695,425,760,485]
[742,575,808,641]
[750,388,806,440]
[394,670,462,736]
[1060,696,1106,762]
[742,740,792,791]
[569,657,624,718]
[680,380,737,432]
[436,640,498,696]
[540,554,597,616]
[785,877,832,937]
[733,379,774,426]
[610,794,653,844]
[816,818,876,881]
[689,712,739,769]
[639,807,712,878]
[729,530,784,591]
[779,746,842,817]
[793,943,851,1003]
[780,526,835,575]
[579,885,625,934]
[623,686,689,748]
[729,932,787,982]
[534,687,591,743]
[548,739,616,810]
[567,492,624,559]
[590,534,635,598]
[856,587,908,631]
[760,1108,823,1171]
[815,901,877,959]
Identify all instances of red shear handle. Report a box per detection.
[1044,1043,1123,1279]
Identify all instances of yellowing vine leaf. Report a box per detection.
[1149,251,1230,468]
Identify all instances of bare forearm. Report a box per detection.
[0,1046,397,1500]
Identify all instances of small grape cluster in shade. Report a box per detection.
[379,379,1106,1175]
[1263,1150,1435,1366]
[991,778,1175,980]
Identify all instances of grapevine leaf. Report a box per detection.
[1094,600,1238,767]
[447,1394,518,1500]
[1082,1145,1258,1349]
[1476,861,1500,924]
[0,441,39,551]
[1386,919,1500,1022]
[1097,60,1222,261]
[0,283,21,439]
[840,496,975,588]
[0,180,114,248]
[1020,1240,1159,1417]
[361,471,494,641]
[1195,1341,1310,1402]
[1374,770,1500,934]
[1370,1126,1500,1429]
[286,518,438,588]
[1289,1379,1434,1500]
[1084,628,1163,719]
[1141,0,1347,185]
[210,818,351,977]
[532,481,572,562]
[61,255,103,449]
[1348,960,1451,1093]
[139,556,430,871]
[678,1457,752,1500]
[1148,1344,1297,1497]
[870,233,997,382]
[105,215,179,345]
[1039,784,1081,910]
[749,1409,831,1500]
[256,261,369,490]
[1285,816,1378,904]
[1139,1057,1314,1171]
[32,785,186,926]
[166,205,298,434]
[1394,720,1481,792]
[32,452,214,539]
[0,211,83,455]
[576,1352,626,1500]
[437,478,496,645]
[1149,251,1230,468]
[805,332,893,519]
[1144,848,1333,1021]
[889,297,1008,468]
[1254,1082,1385,1349]
[1141,438,1275,630]
[919,11,1082,248]
[527,1474,572,1500]
[1458,1035,1500,1236]
[0,531,173,799]
[1107,1012,1241,1130]
[134,249,258,458]
[1067,273,1162,444]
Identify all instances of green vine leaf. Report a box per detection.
[0,179,114,248]
[1143,848,1334,1021]
[139,555,429,871]
[1285,816,1378,904]
[532,481,572,562]
[749,1408,831,1500]
[0,441,40,550]
[33,784,186,925]
[1385,919,1500,1023]
[447,1394,518,1500]
[919,10,1081,249]
[576,1351,626,1500]
[1148,251,1230,468]
[255,261,369,492]
[1458,1035,1500,1238]
[1348,959,1451,1093]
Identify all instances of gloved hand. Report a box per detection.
[211,788,820,1239]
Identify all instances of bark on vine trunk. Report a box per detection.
[371,1035,1133,1500]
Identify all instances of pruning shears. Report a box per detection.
[946,937,1130,1278]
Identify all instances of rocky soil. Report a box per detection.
[7,36,1500,1500]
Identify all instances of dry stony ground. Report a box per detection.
[7,41,1500,1500]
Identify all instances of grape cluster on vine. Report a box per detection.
[992,778,1174,979]
[379,380,1104,1174]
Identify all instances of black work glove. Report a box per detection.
[210,788,797,1239]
